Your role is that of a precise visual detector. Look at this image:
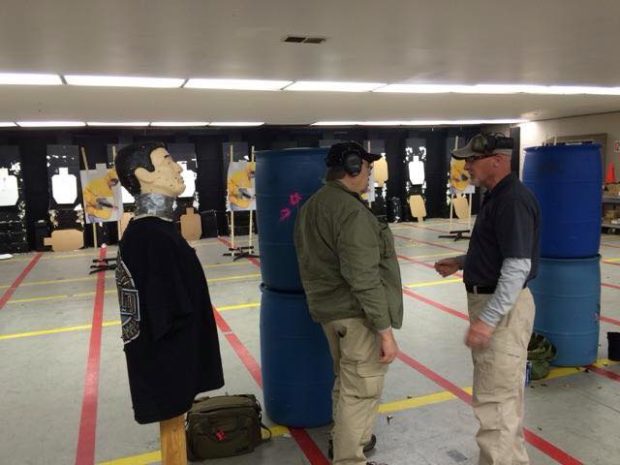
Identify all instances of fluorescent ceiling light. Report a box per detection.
[17,121,86,127]
[185,79,292,91]
[357,121,412,126]
[209,122,264,127]
[87,121,149,127]
[402,119,527,125]
[313,119,527,127]
[65,75,184,88]
[0,73,62,85]
[0,122,17,127]
[285,81,385,92]
[150,122,210,127]
[311,121,364,126]
[375,83,620,95]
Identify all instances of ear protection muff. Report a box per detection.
[477,134,514,154]
[342,149,363,176]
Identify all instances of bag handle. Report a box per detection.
[260,422,272,443]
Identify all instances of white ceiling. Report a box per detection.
[2,0,620,124]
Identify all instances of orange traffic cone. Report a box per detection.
[605,162,617,184]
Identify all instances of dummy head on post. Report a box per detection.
[115,142,185,220]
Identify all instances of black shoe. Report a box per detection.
[327,434,377,459]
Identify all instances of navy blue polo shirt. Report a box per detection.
[464,173,540,287]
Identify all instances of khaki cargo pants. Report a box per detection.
[322,318,388,465]
[467,288,535,465]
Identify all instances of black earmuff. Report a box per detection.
[483,134,514,153]
[342,150,363,176]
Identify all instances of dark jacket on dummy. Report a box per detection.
[115,217,224,424]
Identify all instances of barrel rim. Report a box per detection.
[537,254,601,263]
[256,147,329,157]
[524,143,601,153]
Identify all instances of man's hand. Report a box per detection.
[465,319,494,350]
[434,257,460,277]
[379,329,399,364]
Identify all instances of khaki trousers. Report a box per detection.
[467,289,535,465]
[322,318,388,465]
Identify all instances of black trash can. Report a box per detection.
[608,332,620,361]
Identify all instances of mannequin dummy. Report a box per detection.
[114,142,224,465]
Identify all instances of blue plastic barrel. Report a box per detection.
[255,148,328,292]
[523,144,602,258]
[529,256,600,366]
[260,286,333,427]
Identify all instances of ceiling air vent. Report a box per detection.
[283,36,327,44]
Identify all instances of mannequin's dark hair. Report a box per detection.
[115,142,166,195]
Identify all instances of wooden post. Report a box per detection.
[447,136,458,231]
[159,415,187,465]
[81,147,98,248]
[248,146,255,248]
[112,144,123,239]
[228,144,236,250]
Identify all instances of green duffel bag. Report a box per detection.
[527,333,557,380]
[185,394,271,460]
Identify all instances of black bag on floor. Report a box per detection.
[185,394,271,460]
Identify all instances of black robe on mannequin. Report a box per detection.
[116,217,224,424]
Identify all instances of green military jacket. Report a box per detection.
[294,181,403,331]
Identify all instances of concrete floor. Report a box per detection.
[1,219,619,465]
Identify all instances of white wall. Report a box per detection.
[519,112,620,179]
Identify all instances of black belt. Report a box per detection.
[465,284,496,294]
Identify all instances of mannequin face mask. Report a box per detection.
[135,148,185,197]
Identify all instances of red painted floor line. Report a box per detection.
[602,260,620,267]
[392,232,466,253]
[211,252,328,465]
[0,252,42,310]
[217,237,261,268]
[400,222,453,235]
[403,284,620,385]
[397,348,583,464]
[602,282,620,290]
[213,309,263,386]
[74,248,107,465]
[402,287,468,321]
[600,315,620,326]
[398,254,464,278]
[600,241,620,249]
[585,365,620,382]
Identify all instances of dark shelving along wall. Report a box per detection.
[0,125,489,250]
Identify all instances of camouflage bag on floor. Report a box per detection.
[527,333,557,380]
[185,394,271,460]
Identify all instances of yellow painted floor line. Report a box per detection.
[0,264,252,290]
[97,425,290,465]
[405,277,462,288]
[7,294,69,304]
[204,261,249,268]
[218,302,260,311]
[6,275,259,305]
[0,275,97,289]
[101,357,616,465]
[0,321,120,341]
[0,303,262,341]
[209,273,261,282]
[397,251,457,259]
[98,451,161,465]
[604,257,620,262]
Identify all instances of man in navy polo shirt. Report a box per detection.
[434,133,540,465]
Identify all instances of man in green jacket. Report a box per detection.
[294,142,403,465]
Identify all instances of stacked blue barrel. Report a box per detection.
[254,148,334,427]
[523,144,602,366]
